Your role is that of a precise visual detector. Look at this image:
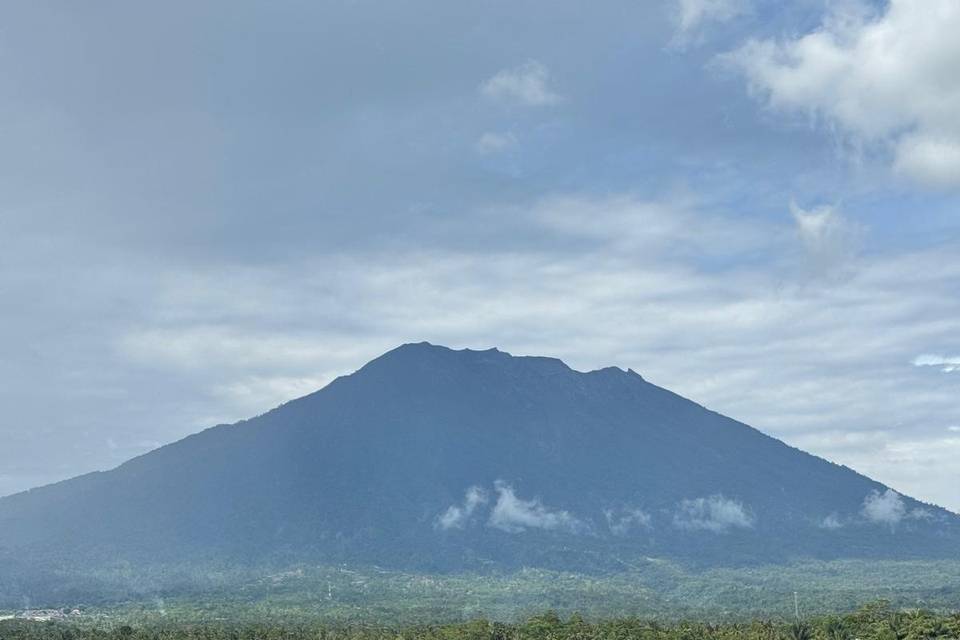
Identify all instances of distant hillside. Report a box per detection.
[1,343,957,580]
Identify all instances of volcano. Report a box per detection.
[1,343,957,575]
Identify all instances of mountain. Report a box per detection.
[1,343,957,579]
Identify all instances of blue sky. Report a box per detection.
[1,0,959,510]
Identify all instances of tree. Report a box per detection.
[789,622,812,640]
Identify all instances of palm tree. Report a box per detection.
[824,618,851,640]
[790,621,812,640]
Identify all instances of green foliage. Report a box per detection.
[788,622,811,640]
[1,603,960,640]
[3,560,960,625]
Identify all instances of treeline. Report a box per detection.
[2,602,960,640]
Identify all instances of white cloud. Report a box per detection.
[480,61,561,107]
[790,202,861,277]
[488,480,586,534]
[725,0,960,188]
[893,135,960,188]
[913,354,960,373]
[862,488,906,526]
[819,513,843,530]
[948,426,960,433]
[673,0,748,41]
[861,489,936,525]
[673,495,753,532]
[475,131,517,155]
[436,486,488,530]
[604,507,652,536]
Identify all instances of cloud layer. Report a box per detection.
[6,193,958,510]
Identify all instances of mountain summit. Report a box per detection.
[1,343,957,574]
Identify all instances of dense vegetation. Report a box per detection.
[2,602,960,640]
[3,561,960,625]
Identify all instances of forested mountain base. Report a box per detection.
[2,602,960,640]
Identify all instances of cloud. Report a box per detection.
[475,132,517,155]
[819,513,843,530]
[913,354,960,373]
[673,495,753,532]
[488,480,586,534]
[910,508,933,521]
[119,326,340,371]
[530,193,771,257]
[212,375,331,417]
[846,437,960,515]
[673,0,748,42]
[480,61,561,107]
[789,202,862,277]
[893,135,960,188]
[862,488,906,526]
[724,0,960,188]
[436,486,488,530]
[604,507,652,536]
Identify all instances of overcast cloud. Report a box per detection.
[0,1,957,512]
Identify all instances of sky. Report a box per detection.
[1,0,959,511]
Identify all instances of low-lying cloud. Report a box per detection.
[862,489,906,526]
[861,488,938,528]
[604,507,653,536]
[674,495,754,533]
[488,480,587,534]
[436,486,488,530]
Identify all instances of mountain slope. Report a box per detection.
[1,342,957,574]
